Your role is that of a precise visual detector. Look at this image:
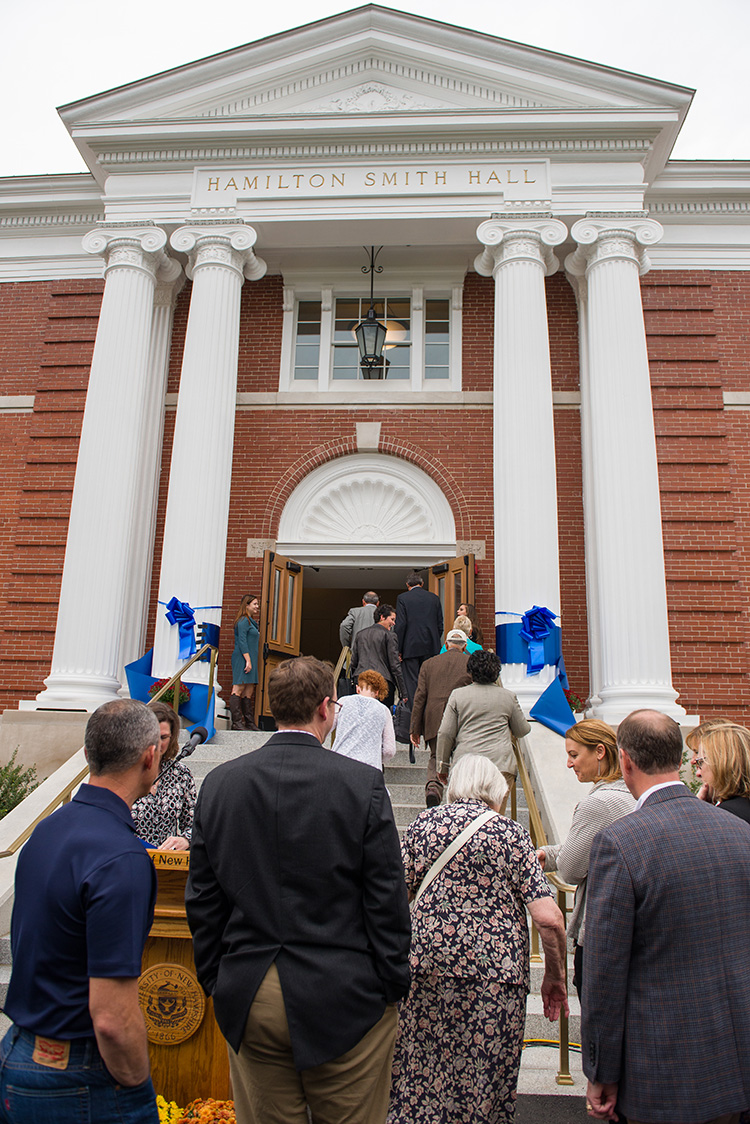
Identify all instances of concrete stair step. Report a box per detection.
[386,784,425,805]
[524,993,580,1044]
[385,764,427,784]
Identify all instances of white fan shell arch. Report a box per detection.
[276,453,457,566]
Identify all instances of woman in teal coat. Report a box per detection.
[229,594,260,730]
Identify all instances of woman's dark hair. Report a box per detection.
[375,603,395,623]
[467,649,501,685]
[150,700,181,763]
[234,593,259,626]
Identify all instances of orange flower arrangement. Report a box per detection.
[177,1099,236,1123]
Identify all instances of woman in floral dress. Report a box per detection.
[388,755,567,1124]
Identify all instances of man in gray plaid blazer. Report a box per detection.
[583,709,750,1124]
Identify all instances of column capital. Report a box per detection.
[170,221,267,282]
[82,223,177,283]
[475,216,568,278]
[565,215,663,278]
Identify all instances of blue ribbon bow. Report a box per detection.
[519,605,557,677]
[164,597,197,660]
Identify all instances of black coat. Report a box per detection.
[395,585,444,658]
[185,731,411,1069]
[351,623,406,695]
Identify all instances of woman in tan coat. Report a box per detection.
[436,649,529,812]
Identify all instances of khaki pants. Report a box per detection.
[228,963,398,1124]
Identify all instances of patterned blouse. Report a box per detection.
[131,760,197,848]
[402,799,552,991]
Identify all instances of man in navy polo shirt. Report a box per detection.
[0,699,161,1124]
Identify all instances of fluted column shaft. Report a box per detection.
[153,223,266,681]
[476,217,567,710]
[119,268,184,684]
[566,218,686,722]
[38,225,176,709]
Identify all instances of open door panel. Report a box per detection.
[255,549,304,726]
[428,554,475,643]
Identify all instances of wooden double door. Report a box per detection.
[254,550,474,724]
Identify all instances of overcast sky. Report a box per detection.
[2,0,747,178]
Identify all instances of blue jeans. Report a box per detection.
[0,1025,158,1123]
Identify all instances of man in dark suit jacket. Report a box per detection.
[351,603,407,708]
[409,630,471,807]
[394,571,443,702]
[583,709,750,1124]
[186,656,410,1124]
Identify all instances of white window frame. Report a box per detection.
[279,284,462,393]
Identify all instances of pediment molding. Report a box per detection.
[94,135,654,169]
[200,56,550,119]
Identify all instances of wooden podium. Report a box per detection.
[138,850,231,1108]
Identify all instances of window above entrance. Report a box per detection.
[280,286,462,392]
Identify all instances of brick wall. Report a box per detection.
[0,268,748,722]
[0,280,101,710]
[643,272,750,720]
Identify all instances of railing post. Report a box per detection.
[556,886,574,1085]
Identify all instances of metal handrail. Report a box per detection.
[0,756,90,859]
[513,737,576,1086]
[0,644,219,859]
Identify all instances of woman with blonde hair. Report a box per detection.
[389,754,567,1124]
[686,719,750,824]
[537,718,635,998]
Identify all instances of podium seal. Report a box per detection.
[138,963,206,1045]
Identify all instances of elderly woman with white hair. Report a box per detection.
[388,755,568,1124]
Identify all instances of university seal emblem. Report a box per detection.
[138,963,206,1045]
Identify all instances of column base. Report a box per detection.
[32,672,123,712]
[500,663,557,716]
[591,685,695,726]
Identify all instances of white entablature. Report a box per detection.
[59,5,692,189]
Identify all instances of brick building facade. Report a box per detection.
[1,7,749,758]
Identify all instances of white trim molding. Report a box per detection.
[276,452,457,566]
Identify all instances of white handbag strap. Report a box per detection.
[413,808,496,905]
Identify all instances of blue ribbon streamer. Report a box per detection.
[197,622,221,662]
[164,597,197,660]
[124,649,216,741]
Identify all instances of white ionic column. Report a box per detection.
[152,222,266,682]
[475,216,568,711]
[566,217,686,722]
[119,265,185,685]
[36,225,174,709]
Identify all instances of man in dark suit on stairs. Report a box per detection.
[186,656,410,1124]
[394,570,443,703]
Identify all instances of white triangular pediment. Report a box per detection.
[60,5,692,131]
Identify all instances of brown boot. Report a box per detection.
[241,696,258,731]
[228,695,246,730]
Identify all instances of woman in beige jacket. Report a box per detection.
[436,649,529,810]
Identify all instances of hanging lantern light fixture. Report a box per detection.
[354,246,388,379]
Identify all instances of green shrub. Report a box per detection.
[0,749,38,819]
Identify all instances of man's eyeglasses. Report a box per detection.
[328,699,342,713]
